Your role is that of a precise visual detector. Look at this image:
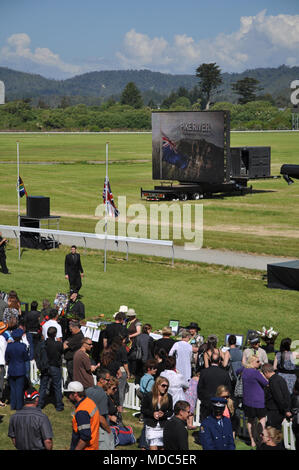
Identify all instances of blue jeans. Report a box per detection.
[39,366,64,411]
[9,375,25,410]
[138,425,149,449]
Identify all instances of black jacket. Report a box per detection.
[265,373,291,413]
[65,300,85,320]
[163,416,188,450]
[24,310,41,333]
[141,391,173,428]
[64,253,83,277]
[197,365,232,403]
[154,337,176,355]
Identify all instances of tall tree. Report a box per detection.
[231,77,263,104]
[121,82,143,109]
[195,63,222,110]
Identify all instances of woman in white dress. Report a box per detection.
[160,356,189,406]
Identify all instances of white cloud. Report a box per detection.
[116,29,171,69]
[1,10,299,79]
[117,10,299,73]
[0,33,82,76]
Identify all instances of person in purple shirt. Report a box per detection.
[237,354,268,448]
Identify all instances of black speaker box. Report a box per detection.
[230,147,271,179]
[26,196,50,218]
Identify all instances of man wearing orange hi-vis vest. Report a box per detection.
[64,381,100,450]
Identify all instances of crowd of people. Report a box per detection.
[0,288,298,451]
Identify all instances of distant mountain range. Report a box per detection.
[0,65,298,106]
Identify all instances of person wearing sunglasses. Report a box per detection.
[73,338,100,389]
[141,376,173,450]
[103,377,120,425]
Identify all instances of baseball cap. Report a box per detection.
[24,388,40,401]
[210,397,227,408]
[64,381,84,393]
[11,328,23,339]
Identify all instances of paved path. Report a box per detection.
[2,227,292,271]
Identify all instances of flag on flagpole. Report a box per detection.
[17,176,27,198]
[102,177,119,217]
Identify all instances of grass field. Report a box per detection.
[1,131,299,256]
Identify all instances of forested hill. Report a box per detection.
[0,68,197,102]
[0,65,298,106]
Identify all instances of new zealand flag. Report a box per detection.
[162,135,189,170]
[102,177,119,218]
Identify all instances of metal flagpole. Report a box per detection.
[104,142,109,272]
[17,141,21,260]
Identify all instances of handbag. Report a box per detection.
[136,343,143,361]
[110,425,136,446]
[234,372,243,398]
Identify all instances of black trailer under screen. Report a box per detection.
[267,260,299,291]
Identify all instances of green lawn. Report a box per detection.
[1,131,299,257]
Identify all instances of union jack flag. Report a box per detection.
[161,134,189,170]
[17,176,27,198]
[102,177,119,217]
[162,135,178,152]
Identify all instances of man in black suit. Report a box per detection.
[64,245,84,293]
[197,351,232,422]
[0,232,9,274]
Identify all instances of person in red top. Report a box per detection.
[64,381,100,450]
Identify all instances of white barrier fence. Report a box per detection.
[22,362,296,450]
[0,224,175,266]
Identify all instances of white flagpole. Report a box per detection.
[104,142,109,272]
[17,141,21,260]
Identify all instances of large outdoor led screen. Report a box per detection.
[152,111,229,183]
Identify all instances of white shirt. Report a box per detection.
[0,335,7,365]
[42,319,62,340]
[160,369,189,405]
[169,340,193,382]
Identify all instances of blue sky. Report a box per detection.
[0,0,298,78]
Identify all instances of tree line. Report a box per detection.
[0,64,294,131]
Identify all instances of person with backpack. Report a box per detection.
[222,335,243,390]
[135,324,155,384]
[37,326,64,412]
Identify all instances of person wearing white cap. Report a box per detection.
[242,334,268,367]
[64,381,100,450]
